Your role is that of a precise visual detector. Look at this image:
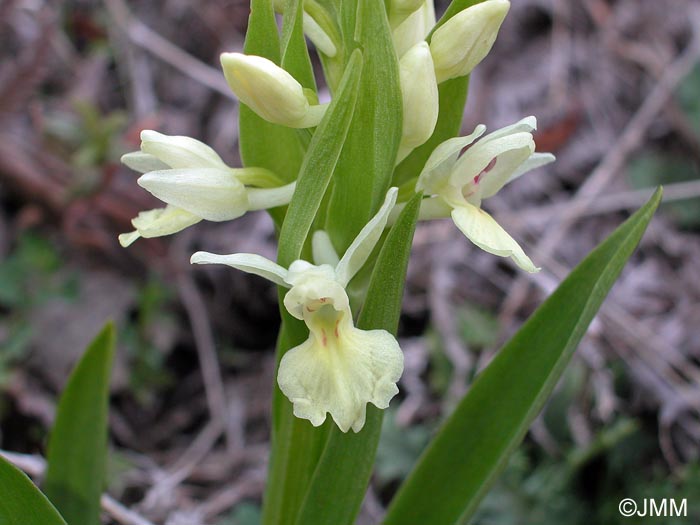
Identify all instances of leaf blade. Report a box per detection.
[277,49,363,266]
[281,0,317,91]
[384,188,663,525]
[325,0,403,252]
[0,455,67,525]
[44,323,116,525]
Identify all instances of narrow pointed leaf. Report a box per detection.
[384,188,662,525]
[325,0,403,252]
[0,455,67,525]
[44,323,116,525]
[294,193,422,525]
[277,49,363,266]
[281,0,317,91]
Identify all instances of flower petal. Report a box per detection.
[283,263,348,320]
[451,132,534,200]
[430,0,510,83]
[277,317,403,432]
[190,252,289,286]
[220,53,315,128]
[140,130,227,169]
[416,125,486,195]
[138,168,249,222]
[397,42,439,163]
[451,204,539,272]
[312,230,340,267]
[505,152,556,186]
[484,115,537,141]
[335,187,398,286]
[119,206,202,247]
[121,152,169,173]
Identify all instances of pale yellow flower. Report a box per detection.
[416,117,555,272]
[191,189,403,432]
[119,131,294,247]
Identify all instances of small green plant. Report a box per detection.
[0,323,115,525]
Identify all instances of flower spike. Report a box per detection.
[191,189,403,432]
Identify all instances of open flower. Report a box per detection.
[119,130,295,247]
[415,116,555,272]
[191,189,403,432]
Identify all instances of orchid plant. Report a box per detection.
[0,1,661,524]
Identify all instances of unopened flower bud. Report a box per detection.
[392,0,436,58]
[397,42,439,163]
[389,0,427,28]
[220,52,326,128]
[430,0,510,83]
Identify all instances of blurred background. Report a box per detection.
[1,0,700,523]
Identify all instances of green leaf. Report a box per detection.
[293,193,422,525]
[0,455,67,525]
[262,50,363,525]
[384,188,663,525]
[281,0,317,91]
[276,49,363,267]
[44,323,116,525]
[240,0,304,182]
[325,0,403,252]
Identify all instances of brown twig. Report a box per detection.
[104,0,235,99]
[177,271,239,454]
